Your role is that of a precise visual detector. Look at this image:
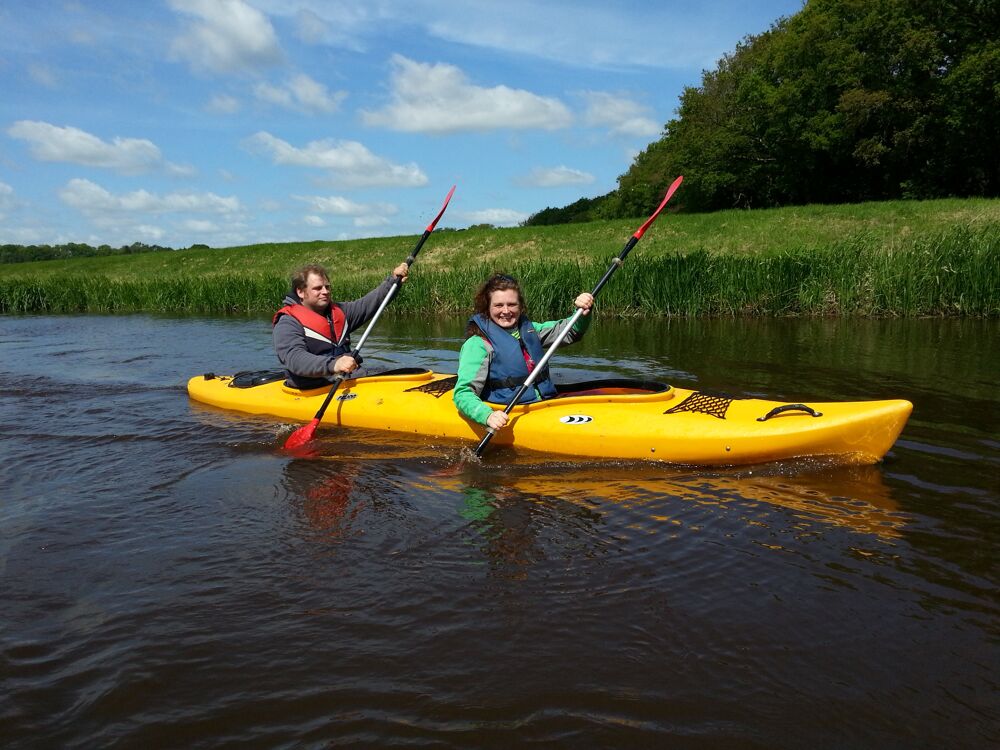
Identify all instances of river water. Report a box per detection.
[1,313,997,748]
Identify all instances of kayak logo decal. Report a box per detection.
[559,415,593,425]
[336,393,358,401]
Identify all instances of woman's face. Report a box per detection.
[488,288,521,329]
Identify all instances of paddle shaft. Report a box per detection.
[474,176,683,458]
[307,223,443,421]
[283,186,455,448]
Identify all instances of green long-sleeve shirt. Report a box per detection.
[453,313,592,425]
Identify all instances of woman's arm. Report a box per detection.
[453,336,496,425]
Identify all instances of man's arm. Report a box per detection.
[338,274,400,335]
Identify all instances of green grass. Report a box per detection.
[2,197,998,316]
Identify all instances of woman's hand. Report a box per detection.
[393,262,409,281]
[486,410,509,431]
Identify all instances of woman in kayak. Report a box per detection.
[454,273,594,431]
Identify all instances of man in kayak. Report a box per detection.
[273,262,408,389]
[453,273,594,431]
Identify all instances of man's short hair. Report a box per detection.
[291,264,329,293]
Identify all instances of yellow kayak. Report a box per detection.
[187,368,912,466]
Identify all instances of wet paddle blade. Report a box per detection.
[284,418,320,450]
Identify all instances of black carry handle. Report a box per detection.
[757,404,823,422]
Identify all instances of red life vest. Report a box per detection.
[273,303,347,354]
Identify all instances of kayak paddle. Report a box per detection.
[474,175,683,458]
[283,185,456,450]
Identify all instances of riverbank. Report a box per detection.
[2,197,998,316]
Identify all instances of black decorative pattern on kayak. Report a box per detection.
[406,375,458,398]
[664,392,734,420]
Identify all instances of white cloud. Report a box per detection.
[295,8,329,44]
[463,208,529,227]
[59,178,241,216]
[0,181,13,221]
[28,64,58,88]
[254,74,346,113]
[583,91,662,137]
[295,194,397,228]
[8,121,193,177]
[183,219,219,232]
[168,0,283,74]
[8,121,168,175]
[519,166,596,188]
[206,94,242,114]
[354,214,390,228]
[136,224,167,241]
[361,54,572,134]
[303,214,326,227]
[244,131,427,188]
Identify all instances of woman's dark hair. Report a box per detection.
[464,273,527,338]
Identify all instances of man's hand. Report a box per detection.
[330,355,358,375]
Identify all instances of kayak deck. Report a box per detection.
[187,368,912,466]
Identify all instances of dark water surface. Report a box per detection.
[1,314,997,749]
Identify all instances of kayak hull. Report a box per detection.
[186,369,912,466]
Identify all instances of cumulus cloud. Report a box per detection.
[519,165,596,188]
[295,8,329,44]
[362,54,572,134]
[0,181,13,221]
[182,219,219,232]
[206,94,242,114]
[462,208,529,227]
[295,194,397,228]
[28,64,58,88]
[582,91,662,138]
[7,120,193,176]
[59,178,241,216]
[243,131,427,188]
[254,74,346,114]
[169,0,283,74]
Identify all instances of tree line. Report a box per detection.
[0,242,201,264]
[528,0,1000,223]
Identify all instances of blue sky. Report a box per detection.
[0,0,803,248]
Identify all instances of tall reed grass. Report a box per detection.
[1,224,996,317]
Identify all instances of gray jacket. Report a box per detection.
[273,275,398,387]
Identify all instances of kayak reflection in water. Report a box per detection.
[453,273,594,431]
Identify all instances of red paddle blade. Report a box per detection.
[284,418,320,450]
[633,175,684,240]
[426,185,456,232]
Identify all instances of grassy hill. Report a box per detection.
[2,197,998,317]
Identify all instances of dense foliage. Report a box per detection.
[528,0,1000,223]
[0,242,180,264]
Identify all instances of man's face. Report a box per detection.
[299,272,331,313]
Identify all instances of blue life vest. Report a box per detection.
[471,313,558,405]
